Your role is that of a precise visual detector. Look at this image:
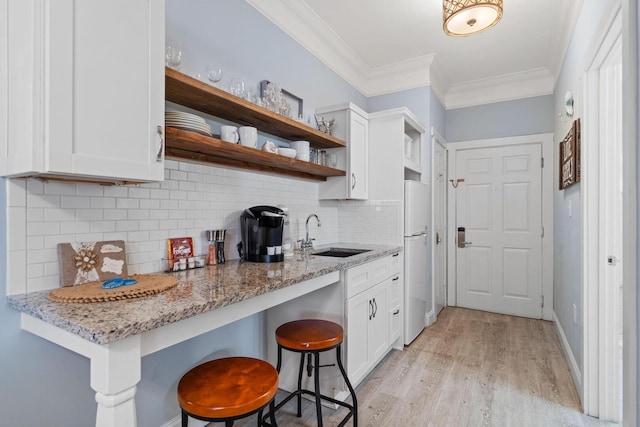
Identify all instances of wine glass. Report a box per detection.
[206,64,223,85]
[165,43,182,69]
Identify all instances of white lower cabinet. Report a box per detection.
[345,253,401,387]
[2,0,165,183]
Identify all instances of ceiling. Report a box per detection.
[247,0,582,108]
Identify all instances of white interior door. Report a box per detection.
[455,144,543,318]
[433,133,447,315]
[599,30,623,422]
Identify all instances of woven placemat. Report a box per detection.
[48,274,179,303]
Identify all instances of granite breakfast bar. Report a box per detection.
[7,244,401,427]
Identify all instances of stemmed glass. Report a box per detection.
[165,43,182,69]
[206,64,223,85]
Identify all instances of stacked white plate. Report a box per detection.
[165,111,212,137]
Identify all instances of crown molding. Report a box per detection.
[549,0,584,83]
[445,68,555,109]
[247,0,565,108]
[246,0,434,97]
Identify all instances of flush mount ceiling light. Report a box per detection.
[443,0,503,37]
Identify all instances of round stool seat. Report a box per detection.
[177,357,278,420]
[276,319,343,351]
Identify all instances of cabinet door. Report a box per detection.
[348,111,368,199]
[389,274,402,344]
[346,291,372,385]
[3,0,165,182]
[368,280,389,363]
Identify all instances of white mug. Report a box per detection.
[220,125,238,143]
[290,140,310,161]
[238,126,258,148]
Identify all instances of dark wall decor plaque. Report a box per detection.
[559,118,581,190]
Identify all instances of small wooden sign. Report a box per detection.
[559,118,581,190]
[58,240,128,287]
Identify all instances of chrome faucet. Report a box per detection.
[301,214,321,250]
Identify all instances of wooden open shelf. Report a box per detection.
[165,68,346,149]
[165,127,346,181]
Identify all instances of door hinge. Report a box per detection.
[541,157,544,168]
[541,226,545,238]
[541,295,544,308]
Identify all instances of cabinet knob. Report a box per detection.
[156,125,164,162]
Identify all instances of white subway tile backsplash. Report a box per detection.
[76,183,104,197]
[103,186,129,198]
[104,209,127,221]
[44,209,76,222]
[7,161,403,294]
[27,222,61,236]
[170,170,188,181]
[91,197,116,209]
[44,182,77,196]
[128,187,150,199]
[60,221,91,235]
[27,194,61,208]
[128,210,150,220]
[61,196,91,209]
[26,248,58,264]
[116,220,140,232]
[90,221,116,233]
[140,199,160,210]
[116,198,140,210]
[27,263,44,279]
[27,236,44,250]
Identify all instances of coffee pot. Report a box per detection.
[238,206,285,263]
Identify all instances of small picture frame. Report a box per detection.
[559,118,581,190]
[260,80,304,119]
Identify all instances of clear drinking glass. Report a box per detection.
[230,78,246,99]
[165,44,182,69]
[206,64,223,84]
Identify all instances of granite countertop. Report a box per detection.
[7,243,401,345]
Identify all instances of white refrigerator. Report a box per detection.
[404,181,429,345]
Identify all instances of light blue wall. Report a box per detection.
[166,0,367,120]
[0,1,368,426]
[445,95,554,142]
[553,0,620,383]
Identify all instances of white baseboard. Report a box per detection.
[425,310,437,327]
[552,311,583,403]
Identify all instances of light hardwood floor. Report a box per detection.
[238,307,617,426]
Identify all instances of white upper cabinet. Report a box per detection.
[368,108,426,200]
[1,0,165,183]
[317,102,368,200]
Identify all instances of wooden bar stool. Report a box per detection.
[266,319,358,426]
[177,356,278,427]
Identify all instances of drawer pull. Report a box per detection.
[392,253,399,257]
[392,276,399,281]
[393,309,400,315]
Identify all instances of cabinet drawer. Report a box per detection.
[389,252,401,274]
[345,254,400,298]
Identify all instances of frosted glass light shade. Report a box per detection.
[443,0,503,36]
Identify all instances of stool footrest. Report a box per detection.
[263,389,354,427]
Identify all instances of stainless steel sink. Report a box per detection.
[313,248,371,258]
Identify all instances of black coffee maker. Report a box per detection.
[239,206,285,263]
